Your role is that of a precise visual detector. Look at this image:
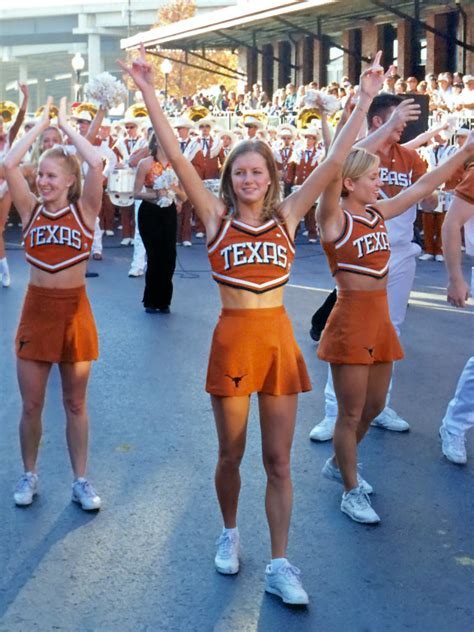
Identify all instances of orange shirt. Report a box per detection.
[207,216,295,293]
[377,143,427,199]
[322,207,390,278]
[23,203,93,273]
[454,164,474,204]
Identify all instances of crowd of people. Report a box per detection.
[0,49,473,608]
[161,70,474,120]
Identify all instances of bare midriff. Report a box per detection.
[29,261,88,289]
[334,270,388,292]
[218,284,285,309]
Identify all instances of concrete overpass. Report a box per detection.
[0,0,235,110]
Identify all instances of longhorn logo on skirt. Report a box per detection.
[225,374,247,387]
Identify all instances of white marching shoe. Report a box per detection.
[309,416,336,441]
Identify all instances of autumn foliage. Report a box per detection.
[129,0,239,97]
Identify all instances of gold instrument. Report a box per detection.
[296,107,321,129]
[0,101,19,123]
[328,109,343,127]
[183,105,210,122]
[239,111,269,127]
[35,104,60,120]
[125,103,148,118]
[72,102,98,119]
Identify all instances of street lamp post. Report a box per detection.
[160,59,172,108]
[71,53,85,102]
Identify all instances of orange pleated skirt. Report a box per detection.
[16,284,99,363]
[206,306,312,396]
[317,289,404,365]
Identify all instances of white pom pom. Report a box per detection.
[303,90,340,115]
[85,72,128,110]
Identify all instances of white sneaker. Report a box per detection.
[440,427,467,464]
[14,472,38,506]
[418,253,434,261]
[371,407,410,432]
[302,230,309,237]
[72,478,101,511]
[120,238,132,246]
[265,561,309,605]
[340,487,380,524]
[1,270,11,287]
[195,232,205,239]
[435,254,444,262]
[322,457,373,494]
[105,230,114,236]
[215,530,240,574]
[128,268,144,277]
[182,240,192,247]
[309,416,336,441]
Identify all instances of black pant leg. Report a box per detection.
[138,201,162,309]
[154,204,177,309]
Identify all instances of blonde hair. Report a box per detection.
[38,147,82,204]
[341,148,380,197]
[30,126,64,167]
[220,140,282,221]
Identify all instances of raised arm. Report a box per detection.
[8,82,29,145]
[377,132,474,220]
[4,97,52,221]
[356,98,421,153]
[320,111,332,154]
[57,98,103,219]
[281,52,386,232]
[118,46,224,230]
[402,122,449,150]
[442,193,473,307]
[85,106,106,143]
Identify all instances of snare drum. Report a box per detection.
[107,167,136,207]
[203,179,221,195]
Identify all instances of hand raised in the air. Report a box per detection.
[118,43,155,93]
[359,51,387,99]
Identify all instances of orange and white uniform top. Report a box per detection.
[23,203,93,273]
[207,215,295,293]
[377,142,426,247]
[322,206,390,279]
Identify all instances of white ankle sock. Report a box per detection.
[223,526,238,537]
[271,557,288,571]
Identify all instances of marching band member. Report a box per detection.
[241,114,264,141]
[286,125,325,242]
[273,124,296,197]
[195,117,221,238]
[115,116,148,245]
[95,118,118,237]
[173,117,204,246]
[4,97,103,511]
[217,129,238,170]
[418,127,468,262]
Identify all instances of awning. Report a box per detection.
[121,0,412,53]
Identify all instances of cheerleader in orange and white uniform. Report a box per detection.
[4,97,104,511]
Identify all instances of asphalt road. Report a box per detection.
[0,230,473,632]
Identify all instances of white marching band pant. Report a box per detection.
[441,357,474,437]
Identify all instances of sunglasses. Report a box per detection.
[125,125,136,130]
